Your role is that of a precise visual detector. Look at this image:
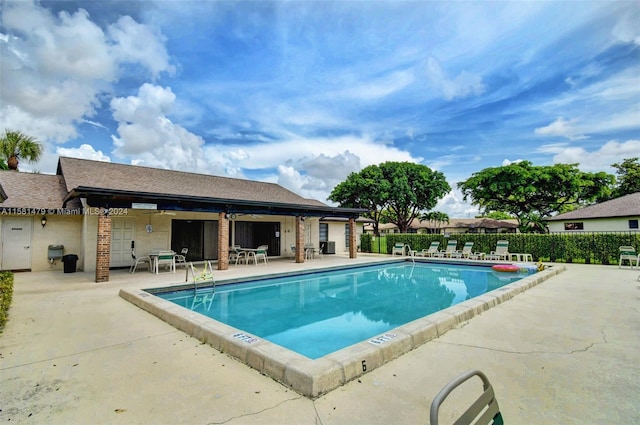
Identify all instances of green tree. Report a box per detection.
[329,161,450,234]
[421,211,450,234]
[457,161,614,231]
[0,130,43,171]
[477,211,514,220]
[611,157,640,197]
[328,164,390,235]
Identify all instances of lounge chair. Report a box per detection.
[174,247,188,268]
[392,242,406,256]
[619,246,639,268]
[129,250,151,273]
[451,241,475,259]
[416,241,440,257]
[433,240,458,258]
[430,369,503,425]
[486,240,509,261]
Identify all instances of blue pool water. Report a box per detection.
[154,262,529,359]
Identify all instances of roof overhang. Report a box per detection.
[63,186,368,219]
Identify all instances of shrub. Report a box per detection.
[360,232,640,265]
[0,271,14,330]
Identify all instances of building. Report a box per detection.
[0,157,368,281]
[545,192,640,232]
[365,218,518,235]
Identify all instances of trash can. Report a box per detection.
[62,254,79,273]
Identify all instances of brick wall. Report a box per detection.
[295,216,305,263]
[217,212,229,270]
[95,210,112,282]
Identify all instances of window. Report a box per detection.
[344,224,350,248]
[629,219,639,229]
[564,222,584,230]
[319,223,329,241]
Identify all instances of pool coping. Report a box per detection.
[119,260,566,398]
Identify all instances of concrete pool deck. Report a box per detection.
[1,255,639,424]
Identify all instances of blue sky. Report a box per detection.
[1,0,639,217]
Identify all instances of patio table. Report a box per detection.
[148,249,176,274]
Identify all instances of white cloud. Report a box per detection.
[612,9,640,45]
[539,139,640,171]
[425,57,485,101]
[435,188,480,218]
[338,69,415,100]
[0,0,173,154]
[108,16,175,79]
[110,83,212,172]
[534,117,587,141]
[57,144,111,162]
[502,158,524,166]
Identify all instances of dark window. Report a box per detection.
[564,222,584,230]
[319,223,329,242]
[344,224,350,247]
[629,219,639,229]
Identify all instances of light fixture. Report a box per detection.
[41,215,47,228]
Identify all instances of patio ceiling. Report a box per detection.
[64,186,368,219]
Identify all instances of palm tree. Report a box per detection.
[421,211,450,234]
[0,130,43,171]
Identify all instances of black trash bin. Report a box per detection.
[62,254,79,273]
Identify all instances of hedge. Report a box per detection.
[0,271,14,330]
[360,232,640,265]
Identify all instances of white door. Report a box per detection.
[111,218,135,267]
[1,217,33,270]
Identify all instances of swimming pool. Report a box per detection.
[154,262,524,359]
[120,258,563,398]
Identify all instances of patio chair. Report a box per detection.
[416,241,440,257]
[229,245,245,265]
[486,240,510,261]
[155,250,176,273]
[618,246,639,268]
[430,369,504,425]
[174,247,188,268]
[250,245,268,265]
[451,242,475,259]
[392,242,406,256]
[129,250,151,273]
[434,240,458,258]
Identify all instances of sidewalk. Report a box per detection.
[1,259,639,424]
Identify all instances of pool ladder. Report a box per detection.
[189,260,216,292]
[189,261,216,311]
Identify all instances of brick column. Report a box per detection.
[95,208,112,283]
[217,212,229,270]
[295,216,305,263]
[349,217,357,259]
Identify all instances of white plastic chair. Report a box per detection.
[253,245,268,265]
[130,250,151,273]
[174,248,188,268]
[430,369,503,425]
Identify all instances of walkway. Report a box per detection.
[1,257,639,424]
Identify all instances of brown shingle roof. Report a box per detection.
[0,171,80,210]
[546,192,640,221]
[58,157,327,207]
